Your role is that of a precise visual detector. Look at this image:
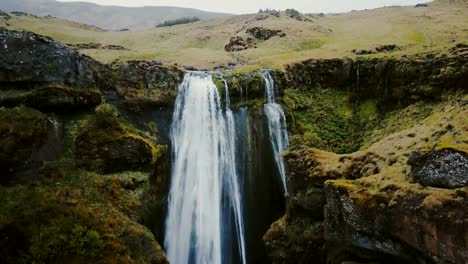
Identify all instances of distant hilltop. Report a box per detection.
[0,0,232,30]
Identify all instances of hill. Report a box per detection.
[0,0,231,30]
[1,0,466,70]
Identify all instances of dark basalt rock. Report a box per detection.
[0,106,48,184]
[408,149,468,189]
[324,181,468,264]
[246,27,286,40]
[0,29,110,89]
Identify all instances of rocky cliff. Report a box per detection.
[263,50,468,263]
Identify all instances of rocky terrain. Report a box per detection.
[0,0,467,263]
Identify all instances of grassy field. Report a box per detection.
[1,0,467,70]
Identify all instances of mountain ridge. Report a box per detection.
[0,0,232,30]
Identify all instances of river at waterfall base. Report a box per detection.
[164,72,285,264]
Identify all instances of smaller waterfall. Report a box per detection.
[262,71,290,193]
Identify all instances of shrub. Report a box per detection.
[156,17,200,28]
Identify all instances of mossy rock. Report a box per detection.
[0,85,102,112]
[76,104,158,174]
[0,106,48,183]
[0,164,169,263]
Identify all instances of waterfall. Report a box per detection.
[262,71,290,193]
[165,72,246,264]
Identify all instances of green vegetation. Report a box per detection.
[0,162,166,264]
[156,17,200,28]
[283,89,380,153]
[2,0,465,69]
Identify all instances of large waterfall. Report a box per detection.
[262,71,290,193]
[164,72,246,264]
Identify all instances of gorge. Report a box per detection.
[0,1,467,263]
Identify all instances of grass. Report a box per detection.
[1,0,466,69]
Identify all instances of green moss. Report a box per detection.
[294,39,324,51]
[361,101,435,148]
[283,88,385,153]
[0,162,166,263]
[285,89,359,153]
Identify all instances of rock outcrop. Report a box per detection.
[264,88,468,263]
[75,104,157,174]
[408,148,468,189]
[0,29,111,89]
[246,27,286,40]
[280,54,468,103]
[224,36,257,52]
[0,106,48,184]
[113,60,184,111]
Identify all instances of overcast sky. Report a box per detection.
[58,0,432,14]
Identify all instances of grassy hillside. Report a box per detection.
[0,0,231,30]
[1,0,466,70]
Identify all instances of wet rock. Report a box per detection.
[225,71,265,107]
[0,106,48,184]
[263,216,326,264]
[224,36,257,52]
[246,27,286,40]
[408,149,468,189]
[139,145,171,242]
[75,104,157,174]
[113,60,184,111]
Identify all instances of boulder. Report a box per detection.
[408,148,468,189]
[246,27,286,40]
[0,29,110,89]
[0,106,48,184]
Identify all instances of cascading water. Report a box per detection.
[262,71,290,193]
[164,72,246,264]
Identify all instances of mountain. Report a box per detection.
[0,0,232,30]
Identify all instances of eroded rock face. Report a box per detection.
[113,60,184,111]
[75,104,156,174]
[0,106,48,184]
[409,149,468,189]
[324,180,468,264]
[264,95,468,264]
[283,55,468,103]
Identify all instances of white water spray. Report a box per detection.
[165,72,246,264]
[262,71,290,193]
